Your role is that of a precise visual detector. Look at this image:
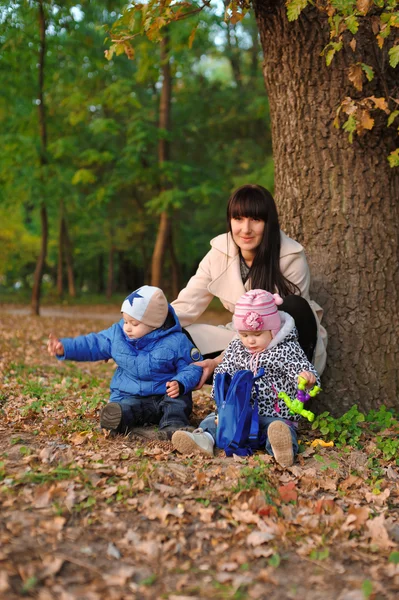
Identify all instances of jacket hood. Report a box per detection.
[210,231,304,259]
[267,311,297,349]
[119,304,182,349]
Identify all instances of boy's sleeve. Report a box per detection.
[170,335,203,393]
[58,325,115,362]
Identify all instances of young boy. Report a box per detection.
[172,289,320,466]
[47,286,203,438]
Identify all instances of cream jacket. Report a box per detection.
[172,232,327,374]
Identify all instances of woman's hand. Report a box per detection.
[47,333,64,356]
[193,357,221,389]
[298,371,316,388]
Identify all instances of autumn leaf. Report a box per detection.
[356,0,373,15]
[357,109,375,133]
[278,481,297,502]
[366,514,395,549]
[348,64,363,91]
[370,96,388,112]
[246,530,275,547]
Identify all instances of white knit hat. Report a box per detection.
[233,289,283,336]
[121,286,168,328]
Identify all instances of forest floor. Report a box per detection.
[0,306,399,600]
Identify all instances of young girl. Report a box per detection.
[171,184,327,388]
[172,289,320,467]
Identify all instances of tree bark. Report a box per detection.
[31,0,48,316]
[253,1,399,414]
[57,210,64,298]
[151,33,173,288]
[169,226,180,299]
[62,217,76,298]
[106,243,115,300]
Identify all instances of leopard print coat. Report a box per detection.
[211,312,320,422]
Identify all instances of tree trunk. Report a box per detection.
[151,212,171,288]
[151,33,172,288]
[57,211,64,298]
[31,0,48,316]
[98,254,105,294]
[253,1,399,415]
[31,204,48,315]
[169,227,180,299]
[62,217,76,298]
[106,243,115,300]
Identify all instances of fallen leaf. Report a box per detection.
[246,530,274,547]
[278,482,297,502]
[102,565,135,586]
[365,488,390,505]
[0,571,9,593]
[366,514,395,549]
[386,466,399,481]
[107,542,121,559]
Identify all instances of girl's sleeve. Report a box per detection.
[282,339,321,387]
[171,250,215,327]
[59,325,115,362]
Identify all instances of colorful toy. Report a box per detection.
[278,376,321,422]
[309,439,334,448]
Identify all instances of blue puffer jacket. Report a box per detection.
[58,305,203,400]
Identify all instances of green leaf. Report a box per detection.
[389,551,399,564]
[324,41,343,66]
[388,110,399,126]
[343,114,357,143]
[268,553,281,567]
[361,63,374,82]
[71,169,97,185]
[388,148,399,168]
[286,0,309,22]
[346,15,359,35]
[389,45,399,68]
[362,579,373,599]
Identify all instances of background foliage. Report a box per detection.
[0,0,273,301]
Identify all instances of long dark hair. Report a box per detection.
[227,184,300,297]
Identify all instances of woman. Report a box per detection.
[172,184,327,386]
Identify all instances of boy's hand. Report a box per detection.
[166,381,180,398]
[298,371,316,388]
[47,333,64,357]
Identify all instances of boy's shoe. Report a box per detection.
[100,403,123,433]
[172,428,214,457]
[267,421,294,467]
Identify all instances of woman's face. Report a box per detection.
[230,216,265,255]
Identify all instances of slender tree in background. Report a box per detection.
[107,0,399,414]
[151,33,173,289]
[31,0,48,316]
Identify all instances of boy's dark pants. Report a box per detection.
[110,393,192,432]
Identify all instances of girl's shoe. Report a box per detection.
[172,428,214,457]
[100,403,123,433]
[267,421,294,467]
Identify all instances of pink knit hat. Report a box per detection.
[233,289,283,336]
